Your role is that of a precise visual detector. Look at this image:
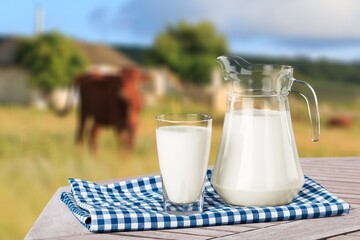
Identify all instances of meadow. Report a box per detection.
[0,94,359,239]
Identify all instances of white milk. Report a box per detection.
[156,126,211,204]
[212,109,304,206]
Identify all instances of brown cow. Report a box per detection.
[71,66,147,151]
[327,115,353,128]
[118,67,147,147]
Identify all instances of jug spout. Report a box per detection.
[217,56,252,81]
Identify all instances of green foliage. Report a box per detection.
[16,32,88,94]
[114,45,150,64]
[149,21,228,85]
[245,56,360,85]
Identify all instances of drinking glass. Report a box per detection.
[156,113,212,215]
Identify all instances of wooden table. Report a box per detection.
[25,157,360,240]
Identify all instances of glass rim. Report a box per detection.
[155,113,212,124]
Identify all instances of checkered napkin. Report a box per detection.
[61,170,351,232]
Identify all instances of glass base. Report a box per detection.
[163,195,203,215]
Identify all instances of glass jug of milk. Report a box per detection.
[212,56,320,206]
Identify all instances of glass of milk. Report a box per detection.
[156,113,212,215]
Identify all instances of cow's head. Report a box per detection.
[120,66,150,83]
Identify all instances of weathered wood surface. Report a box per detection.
[25,157,360,240]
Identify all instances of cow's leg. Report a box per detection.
[76,112,86,145]
[127,111,139,149]
[128,128,135,149]
[116,128,131,149]
[116,128,127,148]
[89,123,100,152]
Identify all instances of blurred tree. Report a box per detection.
[247,56,360,85]
[16,32,87,95]
[149,21,228,85]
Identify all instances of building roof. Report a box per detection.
[76,41,136,68]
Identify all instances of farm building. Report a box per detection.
[0,36,182,108]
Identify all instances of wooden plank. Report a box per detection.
[305,171,360,177]
[204,225,256,233]
[348,231,360,236]
[339,199,360,205]
[56,234,151,240]
[320,187,360,196]
[215,208,360,240]
[303,169,360,175]
[316,186,360,196]
[308,180,360,190]
[301,157,360,162]
[317,184,360,190]
[304,170,360,176]
[306,171,360,177]
[323,191,360,198]
[302,159,360,164]
[349,204,360,209]
[304,175,360,184]
[302,166,360,171]
[236,221,289,229]
[303,171,360,179]
[302,158,360,163]
[302,161,360,167]
[327,236,360,240]
[303,168,360,175]
[163,227,234,237]
[115,230,212,240]
[319,188,360,196]
[302,160,360,164]
[302,162,360,167]
[324,193,360,200]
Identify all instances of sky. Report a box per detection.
[1,0,360,61]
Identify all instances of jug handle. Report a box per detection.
[290,79,320,142]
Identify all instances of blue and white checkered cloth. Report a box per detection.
[61,170,351,232]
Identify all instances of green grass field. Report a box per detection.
[0,96,359,239]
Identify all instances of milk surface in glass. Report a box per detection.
[212,109,304,206]
[156,126,211,204]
